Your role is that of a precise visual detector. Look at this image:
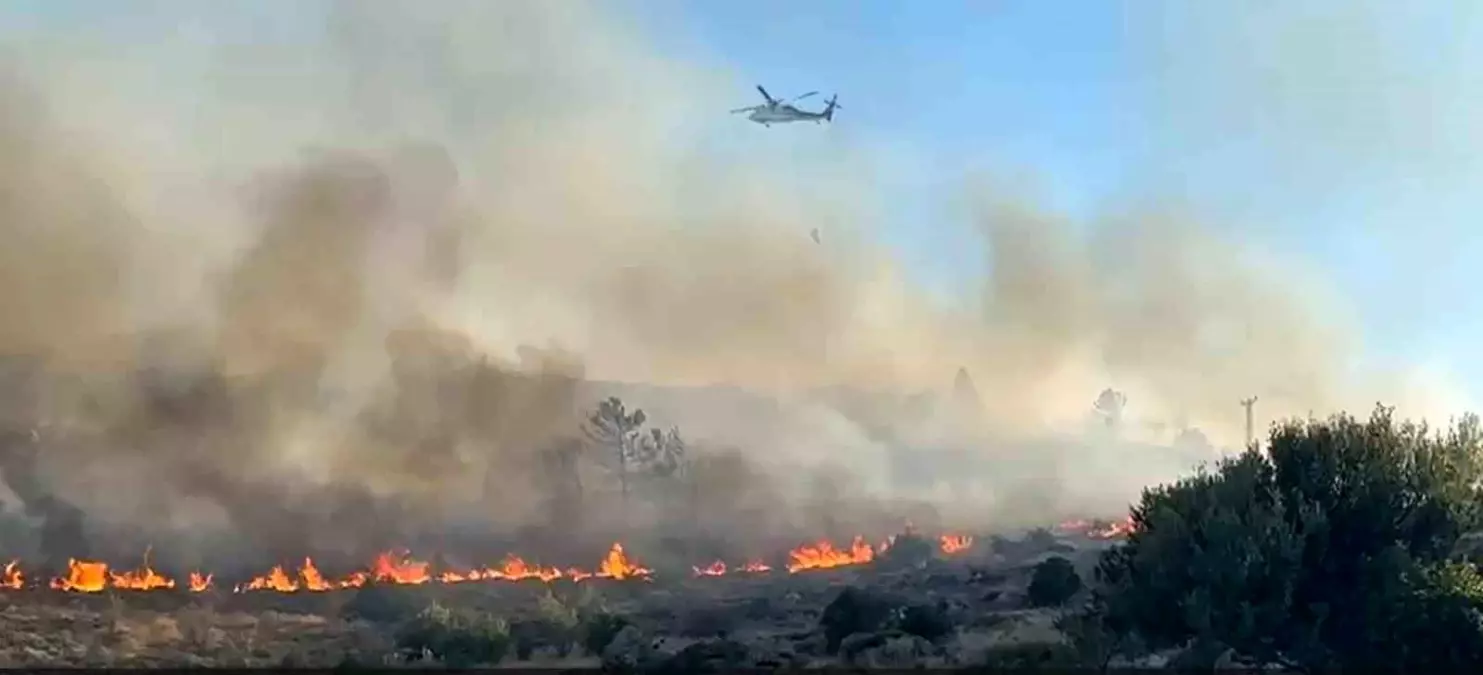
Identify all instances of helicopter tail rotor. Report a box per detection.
[823,95,842,122]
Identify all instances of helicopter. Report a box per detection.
[730,85,842,127]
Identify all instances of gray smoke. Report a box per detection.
[0,1,1468,569]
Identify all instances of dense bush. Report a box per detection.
[511,593,581,661]
[580,610,631,656]
[1026,556,1083,607]
[339,583,422,624]
[818,586,897,653]
[395,602,512,667]
[896,601,955,642]
[1091,406,1483,670]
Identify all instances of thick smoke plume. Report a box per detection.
[0,0,1467,571]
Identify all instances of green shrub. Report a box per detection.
[340,582,424,624]
[510,590,580,657]
[511,618,578,660]
[395,602,511,667]
[1092,407,1483,670]
[536,589,581,629]
[579,610,630,656]
[818,586,896,653]
[1026,556,1082,607]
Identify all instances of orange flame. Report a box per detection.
[2,561,22,590]
[303,557,342,591]
[229,544,651,593]
[939,534,973,554]
[1059,516,1137,540]
[371,551,432,586]
[26,530,989,593]
[110,563,176,591]
[239,564,299,593]
[786,536,876,573]
[1090,517,1136,539]
[491,555,569,582]
[692,560,727,577]
[51,559,108,592]
[596,543,651,580]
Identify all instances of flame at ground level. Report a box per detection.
[1058,516,1137,540]
[939,534,974,554]
[692,559,773,577]
[2,562,23,590]
[5,532,980,594]
[231,543,651,593]
[786,536,880,573]
[50,558,187,593]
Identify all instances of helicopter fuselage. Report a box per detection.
[747,105,818,125]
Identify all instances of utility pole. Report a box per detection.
[1240,397,1258,450]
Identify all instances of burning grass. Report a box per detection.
[16,530,999,598]
[0,523,1118,668]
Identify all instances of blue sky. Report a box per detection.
[641,0,1483,401]
[7,0,1483,404]
[641,0,1140,298]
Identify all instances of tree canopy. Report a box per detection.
[1089,406,1483,670]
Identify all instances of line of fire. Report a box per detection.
[3,519,1132,595]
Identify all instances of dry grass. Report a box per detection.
[0,599,390,667]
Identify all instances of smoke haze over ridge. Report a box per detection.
[0,0,1471,564]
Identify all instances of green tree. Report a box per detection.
[1027,556,1084,608]
[1091,406,1483,670]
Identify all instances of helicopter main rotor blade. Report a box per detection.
[792,91,818,101]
